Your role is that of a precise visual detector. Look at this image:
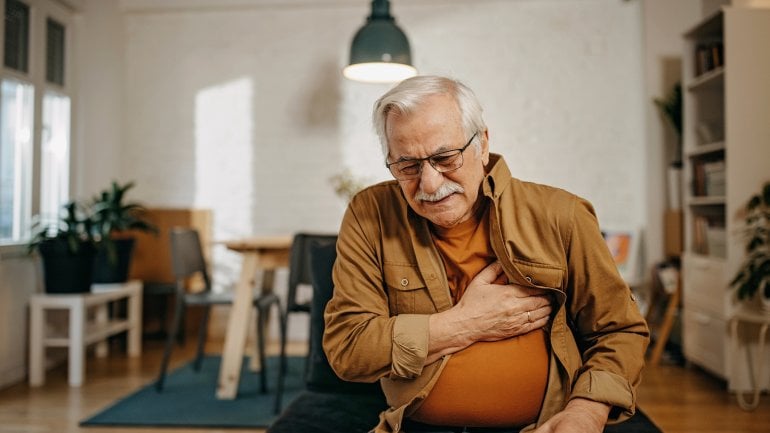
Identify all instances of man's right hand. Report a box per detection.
[425,261,553,364]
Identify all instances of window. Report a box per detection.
[4,0,29,73]
[0,79,33,239]
[0,0,73,246]
[46,18,64,85]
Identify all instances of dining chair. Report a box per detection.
[274,233,337,412]
[154,227,285,394]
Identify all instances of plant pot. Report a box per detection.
[38,240,96,293]
[92,238,136,283]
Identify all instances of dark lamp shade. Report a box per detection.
[343,17,417,83]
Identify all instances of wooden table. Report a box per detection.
[217,235,292,400]
[29,280,143,387]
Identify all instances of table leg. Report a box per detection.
[217,253,259,399]
[69,299,86,387]
[127,285,142,356]
[29,301,45,386]
[249,268,276,371]
[95,303,109,358]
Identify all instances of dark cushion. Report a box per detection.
[306,239,381,395]
[268,390,387,433]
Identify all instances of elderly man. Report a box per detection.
[323,75,649,433]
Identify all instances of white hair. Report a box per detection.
[372,75,487,159]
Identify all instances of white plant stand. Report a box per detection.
[28,280,143,387]
[729,305,770,411]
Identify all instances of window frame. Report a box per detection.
[0,0,75,251]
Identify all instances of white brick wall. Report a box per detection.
[117,0,648,296]
[0,0,699,385]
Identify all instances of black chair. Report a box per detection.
[155,227,286,396]
[270,238,385,433]
[274,233,339,412]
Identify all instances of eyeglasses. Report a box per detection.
[386,132,478,181]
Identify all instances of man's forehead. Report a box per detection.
[388,136,459,159]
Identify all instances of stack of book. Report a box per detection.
[692,160,726,196]
[692,215,726,258]
[695,39,724,76]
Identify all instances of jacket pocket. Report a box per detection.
[510,259,565,290]
[384,263,431,315]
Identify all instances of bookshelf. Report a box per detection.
[680,6,770,392]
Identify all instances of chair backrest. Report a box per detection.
[306,239,381,394]
[286,233,338,313]
[169,227,212,292]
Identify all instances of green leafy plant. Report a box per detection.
[329,169,370,202]
[28,201,96,254]
[730,181,770,301]
[90,180,157,262]
[654,82,683,164]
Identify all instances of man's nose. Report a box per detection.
[418,161,444,193]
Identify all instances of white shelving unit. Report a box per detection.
[681,6,770,392]
[28,281,143,387]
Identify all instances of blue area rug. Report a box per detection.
[80,355,303,428]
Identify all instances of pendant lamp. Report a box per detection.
[343,0,417,83]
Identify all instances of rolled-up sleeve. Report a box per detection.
[391,314,430,378]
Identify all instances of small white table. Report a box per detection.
[28,280,143,387]
[729,306,770,411]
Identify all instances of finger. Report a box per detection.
[493,272,508,285]
[529,304,553,322]
[528,315,550,331]
[472,261,504,285]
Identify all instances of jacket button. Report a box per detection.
[525,276,533,283]
[400,278,409,287]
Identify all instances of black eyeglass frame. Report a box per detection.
[385,132,479,180]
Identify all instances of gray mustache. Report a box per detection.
[415,181,464,202]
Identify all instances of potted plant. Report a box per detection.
[654,82,683,165]
[730,181,770,312]
[90,180,157,283]
[29,201,97,293]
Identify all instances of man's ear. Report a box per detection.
[481,129,490,165]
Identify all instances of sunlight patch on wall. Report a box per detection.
[339,80,392,191]
[194,77,254,290]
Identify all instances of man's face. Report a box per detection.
[385,94,489,229]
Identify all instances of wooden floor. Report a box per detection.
[0,339,768,433]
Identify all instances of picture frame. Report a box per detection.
[602,227,641,286]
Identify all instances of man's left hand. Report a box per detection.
[532,398,610,433]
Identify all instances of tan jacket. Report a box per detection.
[323,154,650,433]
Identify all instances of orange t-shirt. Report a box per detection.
[410,204,549,428]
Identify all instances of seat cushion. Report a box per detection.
[268,390,387,433]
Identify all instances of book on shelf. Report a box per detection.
[692,215,709,254]
[703,160,725,196]
[691,215,726,258]
[694,40,724,77]
[691,159,725,197]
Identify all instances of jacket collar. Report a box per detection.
[482,153,512,200]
